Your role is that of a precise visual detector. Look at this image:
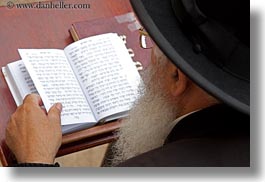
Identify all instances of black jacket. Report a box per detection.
[118,104,250,166]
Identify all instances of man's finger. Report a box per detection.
[47,103,62,126]
[23,94,43,106]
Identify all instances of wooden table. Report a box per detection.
[0,0,135,167]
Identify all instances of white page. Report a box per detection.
[64,33,141,121]
[2,60,89,134]
[5,60,38,106]
[18,49,96,125]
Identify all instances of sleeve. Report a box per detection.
[10,162,60,167]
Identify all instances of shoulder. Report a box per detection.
[118,136,249,167]
[166,104,249,143]
[118,104,250,167]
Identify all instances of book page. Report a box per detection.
[5,60,38,106]
[64,33,141,121]
[18,49,96,125]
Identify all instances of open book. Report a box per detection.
[2,33,141,134]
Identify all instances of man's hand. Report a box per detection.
[5,94,62,164]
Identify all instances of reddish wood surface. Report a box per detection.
[0,0,133,167]
[58,132,118,157]
[62,120,121,145]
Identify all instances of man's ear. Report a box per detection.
[171,69,189,97]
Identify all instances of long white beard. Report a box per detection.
[105,62,179,166]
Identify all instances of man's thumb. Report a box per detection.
[48,103,62,125]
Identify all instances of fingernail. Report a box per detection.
[55,103,62,112]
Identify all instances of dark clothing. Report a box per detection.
[12,162,60,167]
[14,104,249,167]
[118,104,250,166]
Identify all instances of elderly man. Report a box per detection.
[5,0,249,166]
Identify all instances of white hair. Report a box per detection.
[104,46,179,166]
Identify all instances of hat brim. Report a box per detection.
[130,0,249,114]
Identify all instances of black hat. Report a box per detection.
[130,0,250,114]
